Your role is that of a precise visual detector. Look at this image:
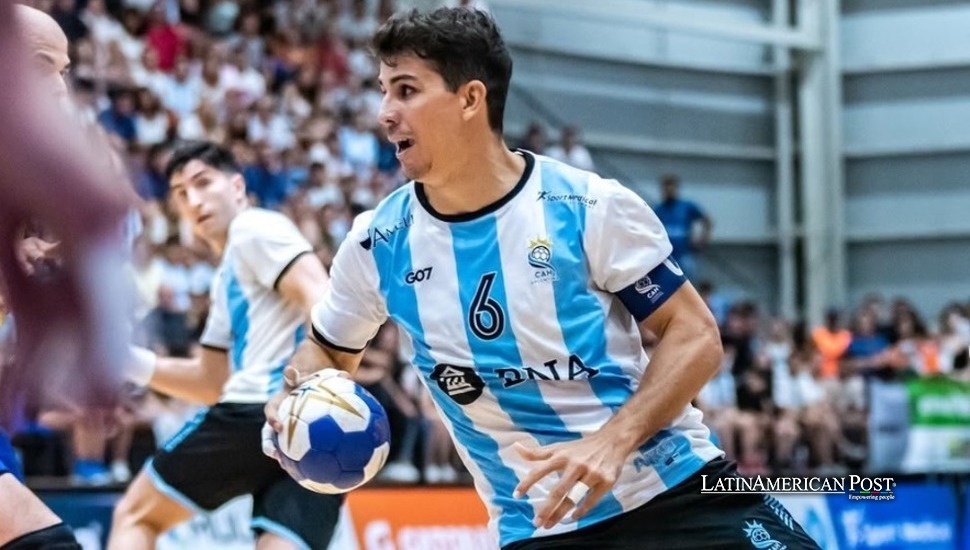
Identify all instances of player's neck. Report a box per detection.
[422,137,525,217]
[202,223,231,257]
[205,205,248,256]
[205,234,227,257]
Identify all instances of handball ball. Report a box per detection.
[273,369,391,494]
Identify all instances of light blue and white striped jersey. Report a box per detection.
[312,152,724,547]
[201,208,312,403]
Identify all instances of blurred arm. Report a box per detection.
[147,347,231,406]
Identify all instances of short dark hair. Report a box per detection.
[661,174,680,187]
[371,8,513,134]
[164,141,240,181]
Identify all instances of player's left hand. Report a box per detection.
[16,236,59,275]
[513,432,628,529]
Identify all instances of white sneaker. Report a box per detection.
[440,465,458,483]
[424,465,443,484]
[111,460,132,483]
[379,461,420,483]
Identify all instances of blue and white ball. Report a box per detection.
[273,369,391,494]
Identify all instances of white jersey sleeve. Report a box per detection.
[200,267,231,350]
[231,209,313,289]
[311,211,388,352]
[586,178,673,293]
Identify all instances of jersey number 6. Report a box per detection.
[469,272,506,341]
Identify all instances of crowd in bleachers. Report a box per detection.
[692,291,970,476]
[1,0,968,488]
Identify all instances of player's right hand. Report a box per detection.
[263,365,315,461]
[262,366,352,460]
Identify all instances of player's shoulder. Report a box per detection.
[231,207,290,227]
[228,208,301,242]
[370,183,415,225]
[351,183,416,252]
[532,153,633,206]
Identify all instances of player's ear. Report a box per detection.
[460,80,487,123]
[231,173,246,199]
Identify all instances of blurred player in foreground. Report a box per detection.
[265,8,821,549]
[110,142,343,550]
[0,4,131,549]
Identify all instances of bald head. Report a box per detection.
[15,4,71,98]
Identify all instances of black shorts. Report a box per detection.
[504,458,821,550]
[149,403,343,550]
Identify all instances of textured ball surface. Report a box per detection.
[273,369,391,494]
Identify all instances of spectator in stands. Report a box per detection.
[50,0,88,42]
[652,174,711,281]
[220,45,266,107]
[81,0,125,47]
[812,308,852,399]
[143,3,184,71]
[146,239,193,357]
[338,0,378,44]
[519,121,546,154]
[843,308,893,380]
[248,96,296,152]
[887,306,936,376]
[131,47,167,95]
[789,325,842,474]
[838,308,894,467]
[133,88,173,147]
[546,125,595,171]
[762,318,801,472]
[339,109,380,181]
[227,11,266,69]
[723,302,769,475]
[937,303,970,373]
[98,88,138,143]
[316,23,351,84]
[178,100,225,142]
[860,293,896,344]
[157,56,201,117]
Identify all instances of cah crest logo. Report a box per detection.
[634,275,662,301]
[528,237,559,284]
[430,364,484,405]
[743,521,787,550]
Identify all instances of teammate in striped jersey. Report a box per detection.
[110,142,343,550]
[265,7,821,549]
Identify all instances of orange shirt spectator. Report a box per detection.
[812,310,852,379]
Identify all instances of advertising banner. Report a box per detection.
[41,491,119,550]
[346,487,491,550]
[902,376,970,473]
[45,484,959,550]
[825,482,957,550]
